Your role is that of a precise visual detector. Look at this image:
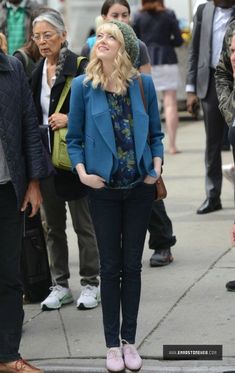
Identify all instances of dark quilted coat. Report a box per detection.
[0,52,48,209]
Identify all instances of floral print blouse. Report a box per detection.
[106,90,140,188]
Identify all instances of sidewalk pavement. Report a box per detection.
[21,117,235,373]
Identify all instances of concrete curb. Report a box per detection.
[33,359,235,373]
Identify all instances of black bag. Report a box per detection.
[21,211,52,303]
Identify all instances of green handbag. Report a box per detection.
[52,56,86,171]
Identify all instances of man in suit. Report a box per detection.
[186,0,235,214]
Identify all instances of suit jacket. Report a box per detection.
[187,3,235,99]
[67,74,164,183]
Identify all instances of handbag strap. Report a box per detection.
[138,75,163,174]
[55,56,86,113]
[138,76,147,112]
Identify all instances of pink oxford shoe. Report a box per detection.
[122,343,142,371]
[106,347,125,372]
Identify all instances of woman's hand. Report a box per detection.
[48,113,68,131]
[143,175,158,185]
[80,173,106,189]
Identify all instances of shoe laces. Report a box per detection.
[81,285,97,297]
[48,285,64,297]
[122,341,139,357]
[107,347,122,359]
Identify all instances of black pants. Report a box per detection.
[0,183,23,363]
[201,70,227,199]
[148,199,176,250]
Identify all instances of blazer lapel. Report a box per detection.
[129,79,149,165]
[91,87,117,158]
[200,2,214,57]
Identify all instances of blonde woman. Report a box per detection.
[0,32,7,53]
[67,21,163,372]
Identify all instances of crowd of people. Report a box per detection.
[0,0,235,372]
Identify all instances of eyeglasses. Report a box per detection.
[31,32,57,42]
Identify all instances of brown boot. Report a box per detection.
[0,359,44,373]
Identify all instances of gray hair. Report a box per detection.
[33,10,68,77]
[33,11,66,35]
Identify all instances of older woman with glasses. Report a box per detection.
[30,9,100,312]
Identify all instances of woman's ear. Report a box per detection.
[62,31,67,43]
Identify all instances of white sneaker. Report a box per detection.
[41,285,73,311]
[222,163,235,184]
[76,285,100,310]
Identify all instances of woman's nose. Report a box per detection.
[117,15,124,22]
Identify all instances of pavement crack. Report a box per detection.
[138,246,232,349]
[59,310,72,357]
[23,311,42,325]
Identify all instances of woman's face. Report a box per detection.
[32,21,66,59]
[95,30,121,63]
[103,4,130,24]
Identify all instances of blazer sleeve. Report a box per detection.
[67,75,86,168]
[142,75,164,160]
[186,4,205,87]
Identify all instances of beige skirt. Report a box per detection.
[151,64,180,91]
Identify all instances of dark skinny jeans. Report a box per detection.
[89,182,155,347]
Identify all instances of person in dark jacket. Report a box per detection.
[0,50,47,373]
[133,0,183,155]
[30,9,100,311]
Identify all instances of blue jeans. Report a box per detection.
[89,183,155,347]
[0,183,24,362]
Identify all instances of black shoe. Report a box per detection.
[196,198,222,214]
[226,280,235,291]
[221,144,230,151]
[150,248,173,267]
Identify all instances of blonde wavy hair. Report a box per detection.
[84,22,139,95]
[0,32,7,54]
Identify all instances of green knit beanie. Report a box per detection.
[109,20,139,66]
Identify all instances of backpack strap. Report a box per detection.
[55,56,86,113]
[13,48,29,68]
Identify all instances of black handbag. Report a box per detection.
[21,211,52,303]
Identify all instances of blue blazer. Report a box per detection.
[67,73,164,183]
